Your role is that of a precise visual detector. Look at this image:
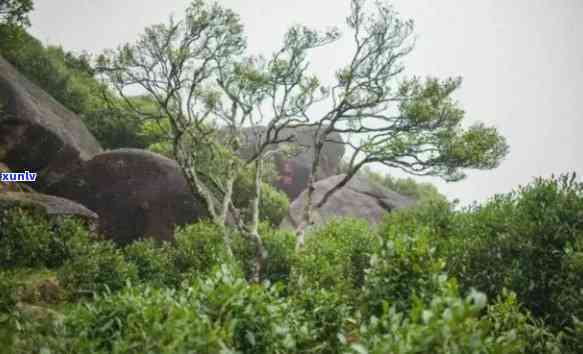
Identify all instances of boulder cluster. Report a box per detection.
[0,54,415,244]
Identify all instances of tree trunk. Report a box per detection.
[248,158,267,282]
[295,136,324,250]
[220,171,236,257]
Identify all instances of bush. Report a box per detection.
[232,170,290,227]
[0,208,92,269]
[0,271,18,314]
[232,223,296,285]
[378,197,455,239]
[353,279,523,354]
[25,267,309,354]
[291,218,379,298]
[170,221,241,283]
[291,287,354,354]
[123,239,174,287]
[57,241,138,299]
[191,266,305,354]
[363,227,446,317]
[485,290,562,354]
[443,174,583,334]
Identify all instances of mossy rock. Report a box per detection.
[0,191,98,232]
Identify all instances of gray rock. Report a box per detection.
[0,191,99,231]
[280,174,417,230]
[0,54,102,189]
[231,126,345,199]
[45,149,209,245]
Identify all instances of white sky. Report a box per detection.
[29,0,583,206]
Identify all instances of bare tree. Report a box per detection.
[292,0,509,248]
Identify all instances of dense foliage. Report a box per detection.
[0,0,33,26]
[1,174,581,353]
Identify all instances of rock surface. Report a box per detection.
[0,191,99,228]
[0,54,102,189]
[45,149,209,245]
[234,126,345,199]
[280,174,417,230]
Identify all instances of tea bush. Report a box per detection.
[353,278,522,354]
[0,271,18,313]
[1,175,581,353]
[123,239,174,287]
[363,226,446,317]
[169,221,241,284]
[232,171,290,227]
[443,174,583,337]
[232,223,296,284]
[485,290,562,354]
[0,208,91,269]
[57,241,138,299]
[291,218,380,297]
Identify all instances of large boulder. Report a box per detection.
[0,192,99,231]
[0,54,102,190]
[280,174,417,230]
[233,126,345,199]
[45,149,209,245]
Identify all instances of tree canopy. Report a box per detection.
[0,0,33,26]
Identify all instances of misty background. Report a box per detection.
[28,0,583,206]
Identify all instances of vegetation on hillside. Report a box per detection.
[0,174,580,353]
[1,1,580,353]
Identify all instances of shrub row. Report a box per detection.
[1,174,582,352]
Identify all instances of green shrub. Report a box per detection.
[443,174,583,334]
[363,227,446,317]
[170,221,241,283]
[378,197,455,239]
[291,218,380,297]
[29,267,309,354]
[353,279,523,354]
[262,228,296,285]
[565,317,583,354]
[232,170,290,227]
[123,239,174,287]
[0,208,52,268]
[486,290,562,354]
[291,287,353,354]
[232,223,296,284]
[0,208,92,269]
[191,266,305,354]
[57,241,138,299]
[0,271,18,314]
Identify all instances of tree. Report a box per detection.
[289,0,509,247]
[0,0,33,26]
[96,0,337,281]
[96,0,246,251]
[97,0,508,276]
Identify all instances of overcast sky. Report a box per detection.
[29,0,583,206]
